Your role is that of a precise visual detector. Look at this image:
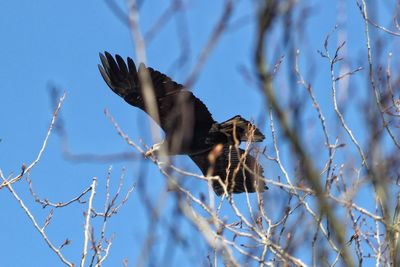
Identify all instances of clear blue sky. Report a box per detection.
[0,1,395,266]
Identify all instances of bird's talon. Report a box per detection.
[144,149,153,157]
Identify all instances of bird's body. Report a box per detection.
[99,52,267,195]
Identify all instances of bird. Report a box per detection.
[98,52,267,195]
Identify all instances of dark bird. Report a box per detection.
[98,52,267,195]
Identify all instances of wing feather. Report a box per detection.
[98,52,215,136]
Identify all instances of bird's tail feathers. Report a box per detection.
[219,115,265,142]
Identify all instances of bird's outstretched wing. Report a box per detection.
[98,52,215,140]
[190,144,266,195]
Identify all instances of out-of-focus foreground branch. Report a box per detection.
[255,1,354,266]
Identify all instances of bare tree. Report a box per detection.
[1,0,400,266]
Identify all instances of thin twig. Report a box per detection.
[0,170,74,267]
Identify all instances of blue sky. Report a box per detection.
[1,1,397,266]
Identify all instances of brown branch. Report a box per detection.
[254,1,354,266]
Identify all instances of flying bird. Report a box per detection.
[98,52,267,195]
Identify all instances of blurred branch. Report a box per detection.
[254,1,354,266]
[105,0,129,26]
[184,0,233,89]
[144,0,184,43]
[357,1,399,265]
